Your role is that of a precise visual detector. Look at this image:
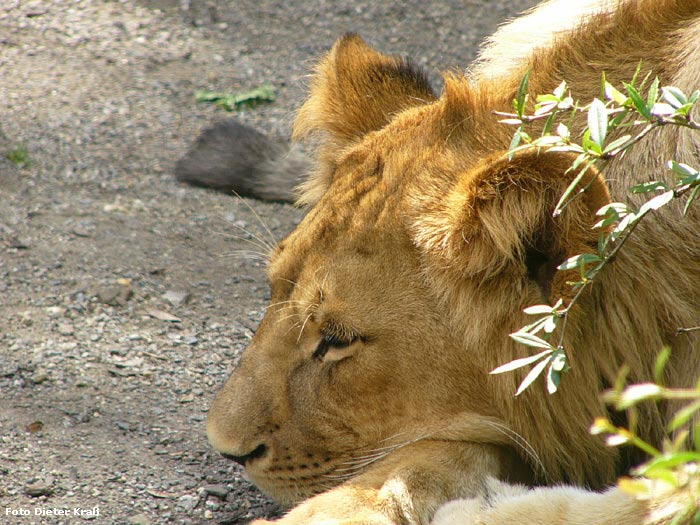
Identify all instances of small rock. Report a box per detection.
[25,476,54,497]
[96,285,133,306]
[57,323,75,336]
[72,226,92,238]
[46,306,66,318]
[128,513,151,525]
[179,393,195,404]
[6,235,29,249]
[31,371,48,384]
[163,290,190,307]
[26,421,44,433]
[204,509,213,519]
[177,494,199,511]
[201,484,229,499]
[146,308,181,323]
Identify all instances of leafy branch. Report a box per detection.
[491,70,700,395]
[590,351,700,524]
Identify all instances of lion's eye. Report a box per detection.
[313,333,356,362]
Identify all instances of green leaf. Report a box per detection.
[550,350,569,372]
[609,109,631,128]
[610,213,637,243]
[509,332,555,350]
[590,417,615,435]
[668,160,699,179]
[557,253,602,271]
[582,129,603,155]
[543,315,558,334]
[646,77,660,109]
[684,185,700,217]
[536,94,559,104]
[606,433,631,447]
[553,80,567,99]
[616,383,663,410]
[638,190,674,215]
[630,181,668,194]
[654,347,671,385]
[673,102,695,117]
[650,103,676,117]
[597,202,632,217]
[516,355,552,396]
[195,85,276,111]
[499,119,524,126]
[668,400,700,432]
[604,81,628,105]
[508,128,522,160]
[519,316,553,335]
[638,467,678,486]
[642,452,700,473]
[542,110,558,136]
[556,123,570,140]
[602,134,632,154]
[588,98,608,149]
[491,349,553,374]
[516,70,531,118]
[554,161,596,215]
[624,82,652,119]
[661,86,687,109]
[523,304,557,315]
[547,365,561,394]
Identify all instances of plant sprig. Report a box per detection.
[590,353,700,524]
[491,71,700,396]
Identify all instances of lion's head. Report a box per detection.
[206,34,680,506]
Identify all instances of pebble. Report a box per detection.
[57,322,75,335]
[128,514,151,525]
[201,484,229,499]
[179,393,195,403]
[25,476,54,497]
[96,285,133,306]
[46,306,66,318]
[177,494,199,511]
[31,371,48,384]
[163,290,190,306]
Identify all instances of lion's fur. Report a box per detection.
[207,1,700,523]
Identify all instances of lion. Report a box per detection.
[203,0,700,523]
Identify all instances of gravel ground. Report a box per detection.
[0,1,537,524]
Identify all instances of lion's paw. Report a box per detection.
[251,513,393,525]
[430,497,482,525]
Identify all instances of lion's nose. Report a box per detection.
[221,443,268,466]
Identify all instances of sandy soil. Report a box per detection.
[0,1,537,523]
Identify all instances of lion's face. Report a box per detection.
[207,35,613,504]
[207,158,501,503]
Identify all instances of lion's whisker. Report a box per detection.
[221,249,271,263]
[295,311,315,344]
[481,420,548,482]
[217,217,276,254]
[230,191,279,250]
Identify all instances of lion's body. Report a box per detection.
[206,1,700,523]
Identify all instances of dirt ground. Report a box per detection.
[0,1,537,524]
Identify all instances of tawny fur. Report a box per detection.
[207,1,700,524]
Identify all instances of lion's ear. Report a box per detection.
[412,150,611,301]
[293,33,436,146]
